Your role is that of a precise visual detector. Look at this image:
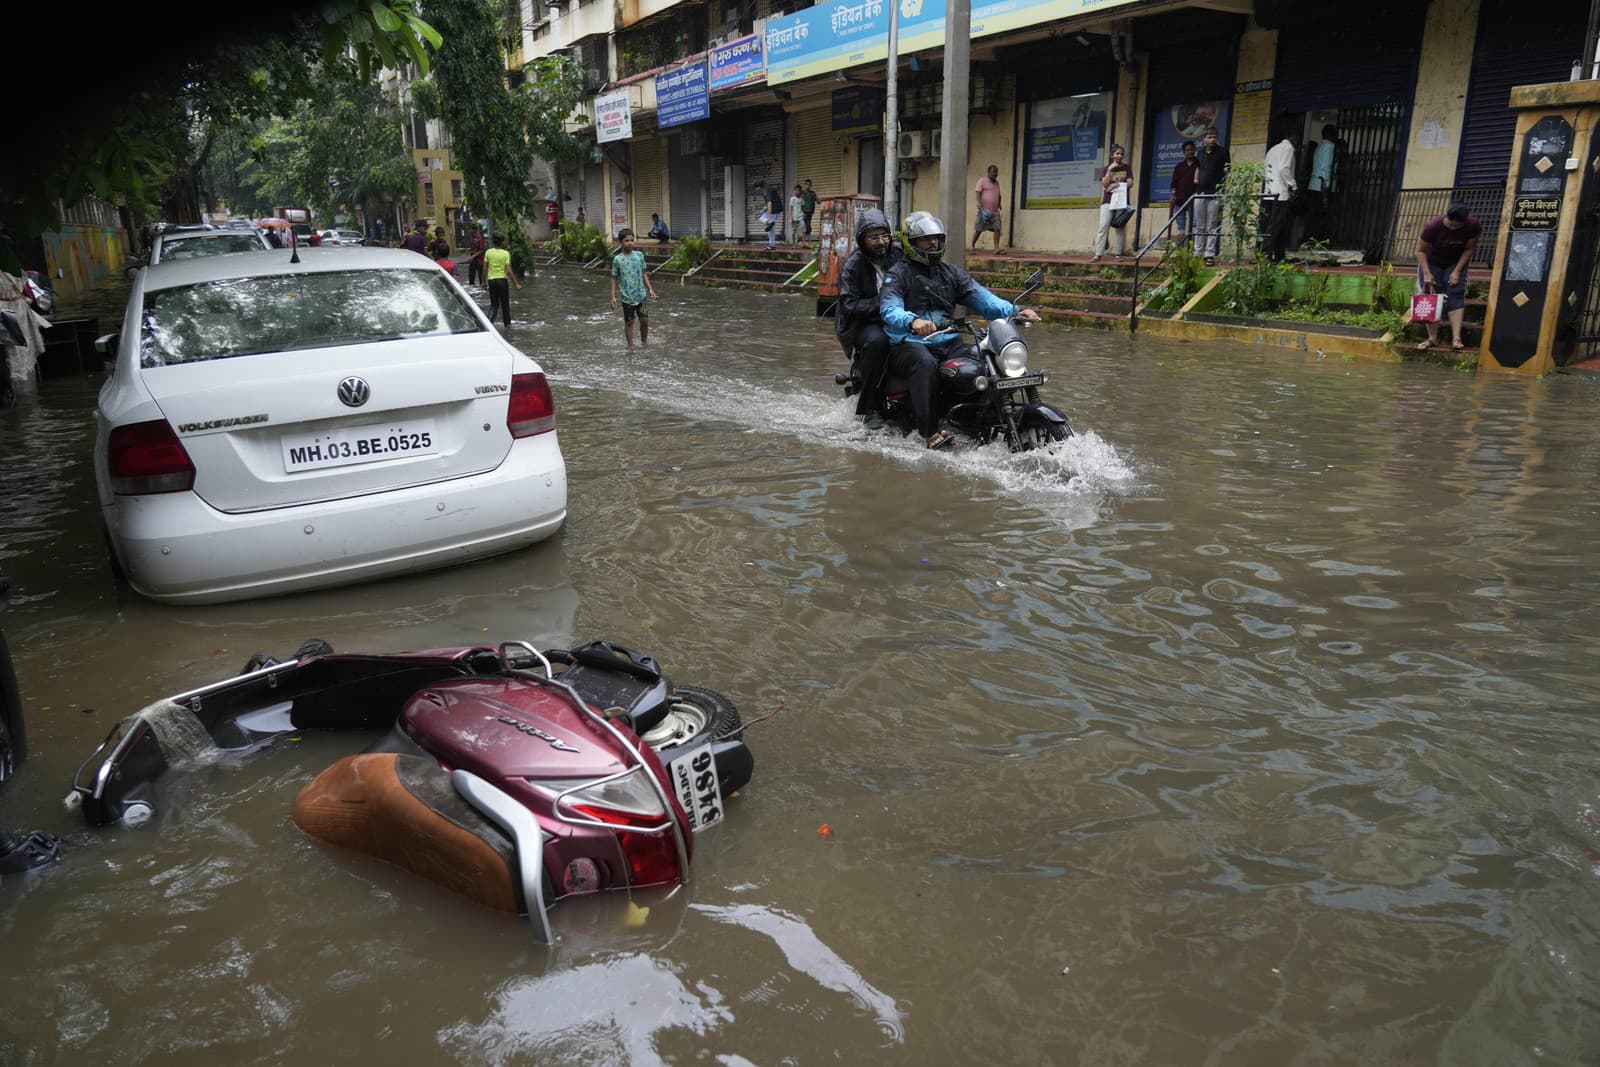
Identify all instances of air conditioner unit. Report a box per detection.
[582,66,605,91]
[929,129,942,158]
[898,131,927,159]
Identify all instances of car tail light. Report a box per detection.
[506,372,555,438]
[107,420,195,495]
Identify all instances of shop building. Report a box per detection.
[514,0,1592,259]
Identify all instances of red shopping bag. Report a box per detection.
[1410,292,1442,323]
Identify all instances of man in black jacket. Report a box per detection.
[835,208,901,428]
[1193,126,1231,265]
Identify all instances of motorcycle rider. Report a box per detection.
[835,208,903,429]
[880,212,1039,449]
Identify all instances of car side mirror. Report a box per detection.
[94,332,120,354]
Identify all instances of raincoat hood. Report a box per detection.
[854,209,891,241]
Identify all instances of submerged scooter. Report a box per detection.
[836,267,1073,452]
[69,638,753,941]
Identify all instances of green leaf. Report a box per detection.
[370,2,404,31]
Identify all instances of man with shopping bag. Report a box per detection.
[1414,202,1481,352]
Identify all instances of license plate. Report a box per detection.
[282,419,438,473]
[997,371,1047,390]
[669,746,724,831]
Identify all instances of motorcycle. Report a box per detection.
[836,266,1073,452]
[68,637,754,941]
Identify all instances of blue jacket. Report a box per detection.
[880,259,1017,346]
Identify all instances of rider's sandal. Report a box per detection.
[926,429,955,450]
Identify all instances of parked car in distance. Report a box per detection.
[317,229,366,246]
[150,228,273,264]
[92,248,568,604]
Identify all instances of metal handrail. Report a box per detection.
[1129,192,1203,329]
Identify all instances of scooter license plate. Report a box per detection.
[670,745,724,831]
[997,371,1047,390]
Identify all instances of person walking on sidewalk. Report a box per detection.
[756,181,784,249]
[972,164,1003,252]
[1193,127,1230,266]
[801,179,819,240]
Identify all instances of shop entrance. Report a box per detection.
[1280,100,1409,261]
[858,138,885,200]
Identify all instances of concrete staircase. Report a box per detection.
[682,244,817,293]
[966,253,1148,330]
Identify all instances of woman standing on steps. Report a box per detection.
[1093,145,1133,262]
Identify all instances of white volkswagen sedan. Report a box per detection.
[94,247,567,604]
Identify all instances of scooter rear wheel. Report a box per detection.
[642,686,741,751]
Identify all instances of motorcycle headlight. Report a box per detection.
[999,340,1029,377]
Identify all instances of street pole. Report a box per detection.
[883,0,900,227]
[938,0,971,269]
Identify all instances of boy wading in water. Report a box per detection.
[609,228,659,346]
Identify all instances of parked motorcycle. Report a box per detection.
[836,267,1073,452]
[68,638,754,940]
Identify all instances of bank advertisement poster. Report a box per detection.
[1023,94,1109,210]
[764,0,1144,86]
[1144,100,1230,207]
[656,62,709,129]
[595,90,632,143]
[709,34,765,92]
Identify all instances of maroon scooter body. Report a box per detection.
[397,677,695,895]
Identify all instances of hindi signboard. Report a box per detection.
[656,62,710,129]
[708,34,766,92]
[595,90,632,144]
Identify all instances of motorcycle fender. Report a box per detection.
[1022,402,1070,427]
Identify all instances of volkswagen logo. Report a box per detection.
[337,376,370,407]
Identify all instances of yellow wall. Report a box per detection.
[1403,0,1480,188]
[1229,27,1278,166]
[411,147,465,236]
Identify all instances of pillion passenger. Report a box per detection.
[835,208,903,429]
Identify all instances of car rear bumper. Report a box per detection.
[107,435,567,604]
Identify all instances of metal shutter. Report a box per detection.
[1272,2,1427,112]
[1457,0,1589,188]
[1143,10,1242,108]
[795,106,839,198]
[708,156,728,237]
[744,115,785,235]
[583,161,606,232]
[668,135,705,236]
[631,136,664,231]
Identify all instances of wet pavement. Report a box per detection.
[2,266,1599,1064]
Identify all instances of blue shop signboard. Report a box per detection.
[709,34,766,93]
[656,61,709,129]
[832,85,884,135]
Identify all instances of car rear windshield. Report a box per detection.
[157,234,266,260]
[140,268,484,367]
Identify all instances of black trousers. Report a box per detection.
[1266,199,1293,261]
[468,257,484,286]
[890,337,961,438]
[840,323,891,416]
[488,278,511,326]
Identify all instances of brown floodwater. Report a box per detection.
[2,267,1598,1065]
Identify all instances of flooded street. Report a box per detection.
[3,266,1599,1064]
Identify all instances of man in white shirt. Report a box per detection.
[1263,124,1299,262]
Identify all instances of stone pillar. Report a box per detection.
[1479,81,1600,374]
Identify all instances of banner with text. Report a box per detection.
[1023,93,1109,210]
[1144,101,1230,207]
[832,85,885,135]
[595,90,632,143]
[765,0,1145,86]
[709,34,766,92]
[656,62,710,129]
